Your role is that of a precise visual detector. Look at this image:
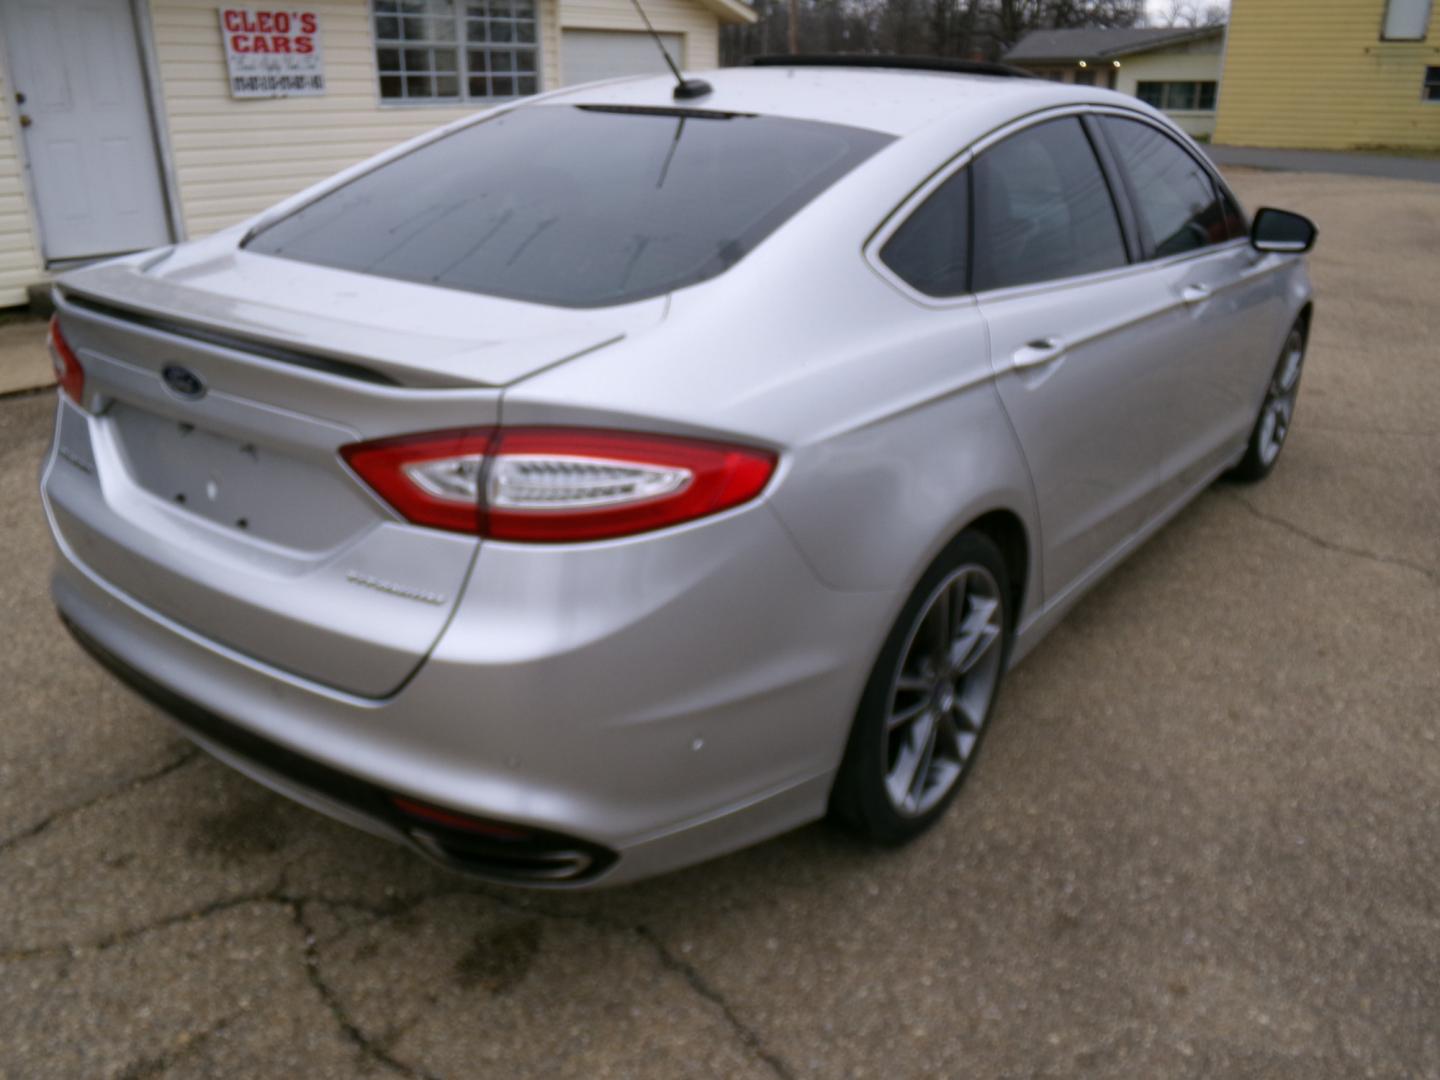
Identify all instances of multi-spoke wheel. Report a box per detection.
[831,530,1012,844]
[1228,319,1308,483]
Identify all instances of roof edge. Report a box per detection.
[694,0,758,25]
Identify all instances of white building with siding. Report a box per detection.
[0,0,755,309]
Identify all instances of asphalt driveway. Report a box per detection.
[1,168,1437,1079]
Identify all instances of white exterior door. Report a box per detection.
[2,0,171,260]
[562,29,684,86]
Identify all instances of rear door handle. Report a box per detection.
[1012,337,1065,370]
[1180,283,1212,305]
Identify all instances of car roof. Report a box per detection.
[535,64,1123,137]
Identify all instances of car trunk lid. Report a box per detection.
[44,262,654,697]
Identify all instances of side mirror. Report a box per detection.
[1251,207,1317,253]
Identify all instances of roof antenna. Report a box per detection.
[627,0,712,99]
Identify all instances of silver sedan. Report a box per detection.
[42,60,1315,886]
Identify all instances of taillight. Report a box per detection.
[341,426,776,542]
[48,316,84,403]
[341,427,491,534]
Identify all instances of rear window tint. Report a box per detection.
[880,167,970,297]
[244,105,892,308]
[971,117,1127,291]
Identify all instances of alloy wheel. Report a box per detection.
[1257,328,1305,466]
[883,564,1005,817]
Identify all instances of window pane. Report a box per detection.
[1103,117,1227,258]
[245,108,893,308]
[1166,82,1197,110]
[971,118,1126,291]
[1197,82,1217,110]
[377,48,401,72]
[1136,81,1164,108]
[380,75,404,98]
[880,168,970,297]
[436,74,460,97]
[376,16,400,39]
[1426,66,1440,100]
[1382,0,1432,39]
[492,75,514,96]
[517,75,537,95]
[1218,185,1247,241]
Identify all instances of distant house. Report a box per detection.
[1004,26,1226,138]
[0,0,756,309]
[1215,0,1440,151]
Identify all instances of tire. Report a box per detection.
[1226,319,1309,484]
[830,530,1012,845]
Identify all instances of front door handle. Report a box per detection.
[1181,283,1212,305]
[1012,337,1065,370]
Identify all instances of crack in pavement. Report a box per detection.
[0,747,200,854]
[115,1012,238,1080]
[634,923,798,1080]
[291,898,443,1080]
[3,872,796,1080]
[1222,491,1438,588]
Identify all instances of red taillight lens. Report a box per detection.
[340,427,493,534]
[48,316,84,403]
[341,426,776,542]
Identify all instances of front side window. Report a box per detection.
[971,117,1127,292]
[244,106,892,308]
[374,0,539,103]
[1425,66,1440,101]
[1382,0,1432,40]
[1102,117,1228,258]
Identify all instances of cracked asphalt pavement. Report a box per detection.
[2,169,1437,1079]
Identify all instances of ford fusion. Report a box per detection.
[42,60,1317,886]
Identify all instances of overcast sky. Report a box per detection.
[1145,0,1231,21]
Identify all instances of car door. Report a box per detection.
[970,115,1192,604]
[1096,114,1289,501]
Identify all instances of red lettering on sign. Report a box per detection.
[294,35,314,54]
[272,35,292,53]
[300,13,317,33]
[251,34,271,53]
[230,33,249,52]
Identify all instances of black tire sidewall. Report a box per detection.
[830,530,1013,845]
[1229,319,1309,484]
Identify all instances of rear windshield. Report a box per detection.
[244,105,892,308]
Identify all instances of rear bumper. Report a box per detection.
[48,470,895,887]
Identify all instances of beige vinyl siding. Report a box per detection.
[1113,39,1223,138]
[559,0,719,76]
[1216,0,1440,150]
[150,0,563,238]
[0,50,47,307]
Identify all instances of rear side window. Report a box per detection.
[1101,117,1230,258]
[880,168,970,297]
[244,106,892,309]
[971,118,1127,292]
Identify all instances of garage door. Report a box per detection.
[562,29,684,86]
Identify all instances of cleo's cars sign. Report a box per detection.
[219,9,324,98]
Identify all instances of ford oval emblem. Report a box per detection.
[161,364,206,400]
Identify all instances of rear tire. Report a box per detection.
[830,531,1012,845]
[1227,319,1308,484]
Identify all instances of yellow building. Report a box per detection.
[1215,0,1440,150]
[0,0,755,309]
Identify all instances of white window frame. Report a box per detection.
[371,0,542,107]
[1381,0,1432,41]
